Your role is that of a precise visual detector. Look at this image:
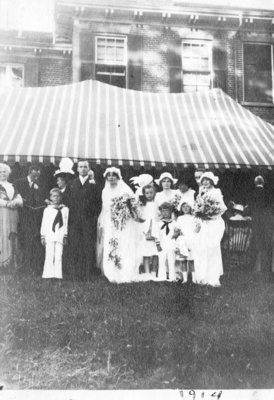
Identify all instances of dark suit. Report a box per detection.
[14,177,46,273]
[248,186,274,274]
[67,177,102,280]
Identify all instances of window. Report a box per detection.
[95,36,126,88]
[243,43,273,103]
[181,40,212,92]
[0,64,24,87]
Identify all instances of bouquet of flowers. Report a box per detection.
[193,194,223,220]
[110,193,141,230]
[108,238,122,269]
[172,193,182,211]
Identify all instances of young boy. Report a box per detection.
[152,202,179,281]
[41,188,69,280]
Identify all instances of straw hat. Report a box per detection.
[155,172,178,186]
[159,201,173,210]
[200,171,219,186]
[54,157,75,177]
[233,204,245,213]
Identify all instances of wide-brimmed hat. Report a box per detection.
[130,174,153,195]
[200,171,219,186]
[233,204,245,213]
[103,167,122,180]
[155,172,178,186]
[54,157,75,177]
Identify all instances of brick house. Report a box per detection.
[0,0,274,125]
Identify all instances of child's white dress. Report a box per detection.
[139,201,158,257]
[41,205,69,279]
[176,214,196,261]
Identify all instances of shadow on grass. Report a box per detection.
[1,268,274,389]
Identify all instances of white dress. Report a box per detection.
[177,214,196,260]
[194,188,227,287]
[138,201,158,257]
[176,188,195,209]
[97,180,141,283]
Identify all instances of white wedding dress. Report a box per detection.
[194,188,227,287]
[97,180,141,283]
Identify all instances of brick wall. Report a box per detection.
[39,58,72,87]
[141,25,170,93]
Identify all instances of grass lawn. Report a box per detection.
[1,267,274,390]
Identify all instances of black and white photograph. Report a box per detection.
[0,0,274,397]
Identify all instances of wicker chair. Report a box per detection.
[222,219,253,268]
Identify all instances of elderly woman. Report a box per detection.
[0,163,23,268]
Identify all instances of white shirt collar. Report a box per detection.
[79,175,89,185]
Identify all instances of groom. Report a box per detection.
[68,160,102,281]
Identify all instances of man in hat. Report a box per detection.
[67,160,102,281]
[15,165,47,274]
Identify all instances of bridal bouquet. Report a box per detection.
[110,193,141,230]
[193,194,223,220]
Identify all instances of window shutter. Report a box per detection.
[213,47,227,93]
[127,35,143,90]
[169,37,182,93]
[24,60,39,87]
[80,31,95,80]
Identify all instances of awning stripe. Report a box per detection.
[205,91,241,166]
[122,88,133,164]
[155,94,176,164]
[219,91,255,166]
[148,92,166,164]
[226,94,260,165]
[169,93,194,164]
[0,88,24,148]
[0,81,273,168]
[140,92,156,163]
[28,87,50,162]
[189,92,219,167]
[114,85,122,164]
[197,92,228,167]
[39,86,59,162]
[214,91,247,166]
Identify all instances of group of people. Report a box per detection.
[0,159,273,287]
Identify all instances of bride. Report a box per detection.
[96,167,141,283]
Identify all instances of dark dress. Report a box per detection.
[67,178,102,280]
[14,178,46,273]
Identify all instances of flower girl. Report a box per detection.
[176,201,196,284]
[138,184,159,277]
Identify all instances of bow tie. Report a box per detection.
[52,207,63,232]
[161,221,172,235]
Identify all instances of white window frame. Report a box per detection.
[181,39,213,92]
[0,63,24,87]
[95,35,127,66]
[243,42,274,105]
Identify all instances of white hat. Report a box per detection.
[233,204,245,213]
[155,172,178,186]
[200,171,219,186]
[130,174,153,195]
[54,157,75,176]
[103,167,122,180]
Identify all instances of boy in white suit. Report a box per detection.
[41,188,69,279]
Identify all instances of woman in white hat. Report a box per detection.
[154,172,178,214]
[53,158,75,206]
[194,171,227,287]
[97,167,141,283]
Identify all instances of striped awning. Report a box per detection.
[0,79,274,169]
